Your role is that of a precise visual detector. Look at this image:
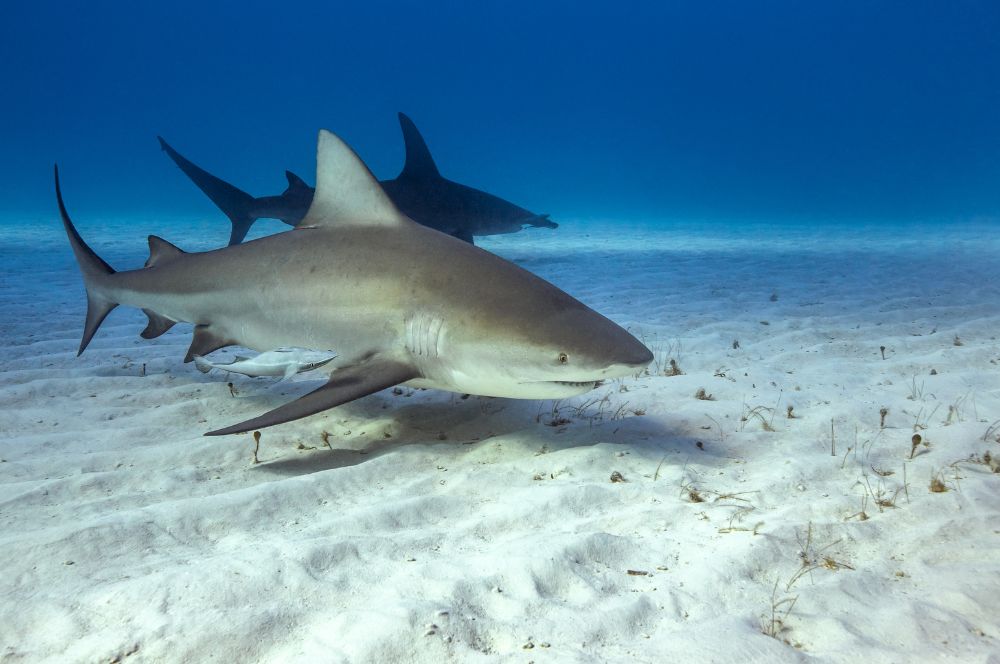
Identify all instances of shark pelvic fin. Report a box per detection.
[145,235,185,268]
[204,358,419,436]
[184,325,236,363]
[55,165,119,355]
[297,130,408,229]
[140,309,177,339]
[398,112,440,179]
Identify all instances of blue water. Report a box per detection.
[2,1,998,225]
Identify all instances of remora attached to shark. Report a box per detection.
[58,129,651,436]
[159,113,557,246]
[194,348,336,380]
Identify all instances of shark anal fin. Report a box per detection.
[204,359,418,436]
[140,309,177,339]
[145,235,185,268]
[184,325,236,363]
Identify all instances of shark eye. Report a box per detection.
[558,353,569,364]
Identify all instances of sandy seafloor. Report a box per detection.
[1,215,999,663]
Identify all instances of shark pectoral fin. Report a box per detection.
[204,359,418,436]
[184,325,236,363]
[451,229,475,244]
[279,365,298,382]
[140,309,177,339]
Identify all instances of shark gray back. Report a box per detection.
[59,129,647,436]
[159,113,557,246]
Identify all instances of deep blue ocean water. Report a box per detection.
[4,7,1000,659]
[1,0,998,227]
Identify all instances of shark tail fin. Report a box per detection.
[157,136,259,246]
[55,165,119,356]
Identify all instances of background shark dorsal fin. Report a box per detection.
[146,235,185,268]
[283,170,310,194]
[398,112,440,179]
[298,130,407,228]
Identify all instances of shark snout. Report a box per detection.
[601,339,654,377]
[621,340,654,368]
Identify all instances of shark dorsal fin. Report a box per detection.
[283,170,310,194]
[298,130,407,228]
[145,235,185,268]
[398,112,440,180]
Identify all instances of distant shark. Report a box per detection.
[58,128,651,436]
[159,113,557,246]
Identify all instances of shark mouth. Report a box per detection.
[527,380,600,388]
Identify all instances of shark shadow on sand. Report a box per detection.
[159,113,557,246]
[252,394,702,476]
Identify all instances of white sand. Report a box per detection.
[1,217,999,662]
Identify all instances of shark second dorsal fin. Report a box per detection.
[297,130,407,229]
[398,112,440,180]
[145,235,185,268]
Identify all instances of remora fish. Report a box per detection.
[57,129,652,436]
[194,348,336,380]
[159,112,557,245]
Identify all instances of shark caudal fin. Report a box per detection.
[157,136,258,246]
[54,166,118,355]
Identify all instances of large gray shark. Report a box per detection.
[59,129,651,436]
[159,113,558,246]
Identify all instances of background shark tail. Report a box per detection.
[157,136,258,245]
[55,165,119,355]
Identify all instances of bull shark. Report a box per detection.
[58,128,651,436]
[159,112,558,246]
